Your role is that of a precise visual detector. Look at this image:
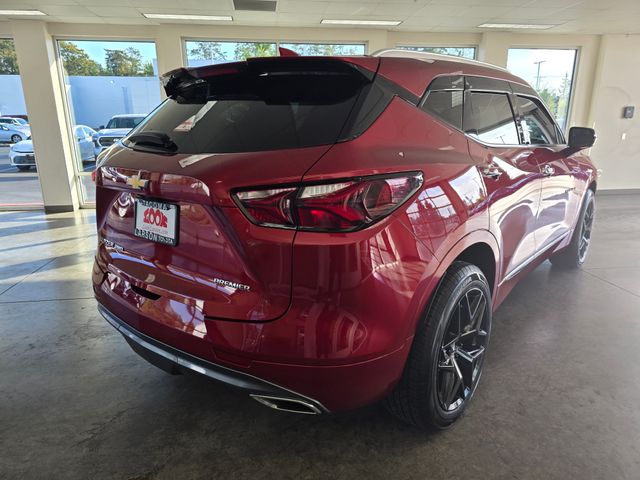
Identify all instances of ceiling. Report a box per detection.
[0,0,638,34]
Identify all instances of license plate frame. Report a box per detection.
[134,198,179,246]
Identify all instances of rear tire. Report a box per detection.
[16,165,31,172]
[384,261,492,430]
[550,189,595,269]
[11,134,21,143]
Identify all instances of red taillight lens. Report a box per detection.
[234,173,422,232]
[236,188,297,228]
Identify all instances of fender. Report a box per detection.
[402,229,501,341]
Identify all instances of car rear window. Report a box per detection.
[107,117,144,129]
[125,63,377,154]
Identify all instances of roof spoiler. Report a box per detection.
[160,57,378,98]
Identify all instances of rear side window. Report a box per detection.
[464,92,519,145]
[421,90,463,129]
[515,95,559,145]
[127,66,374,154]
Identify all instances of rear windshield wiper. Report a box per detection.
[125,131,178,154]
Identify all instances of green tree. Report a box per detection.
[0,39,19,75]
[283,43,362,56]
[233,42,276,61]
[188,41,226,62]
[59,41,102,76]
[538,87,559,118]
[142,61,155,76]
[104,47,151,76]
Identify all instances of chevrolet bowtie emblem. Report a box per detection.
[126,175,149,190]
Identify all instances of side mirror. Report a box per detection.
[568,127,596,149]
[99,125,105,130]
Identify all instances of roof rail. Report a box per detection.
[370,48,509,73]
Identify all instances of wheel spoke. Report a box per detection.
[436,286,490,412]
[444,371,462,409]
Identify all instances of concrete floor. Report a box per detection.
[1,194,639,479]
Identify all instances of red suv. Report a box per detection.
[93,50,597,429]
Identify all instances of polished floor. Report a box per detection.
[1,194,639,479]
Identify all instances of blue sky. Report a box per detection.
[507,48,577,91]
[66,40,157,67]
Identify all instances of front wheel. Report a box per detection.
[385,261,492,430]
[16,165,31,172]
[11,134,22,143]
[550,189,595,268]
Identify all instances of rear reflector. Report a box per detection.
[234,172,422,232]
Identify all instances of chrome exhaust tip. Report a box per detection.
[250,394,323,415]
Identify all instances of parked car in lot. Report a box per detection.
[93,52,597,429]
[0,123,30,144]
[93,114,146,151]
[10,125,99,171]
[0,116,29,128]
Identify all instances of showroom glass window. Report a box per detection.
[0,38,44,208]
[397,46,477,59]
[184,41,366,67]
[279,43,366,55]
[185,41,277,66]
[507,48,577,131]
[56,39,161,205]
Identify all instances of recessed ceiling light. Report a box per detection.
[478,23,556,30]
[321,19,402,26]
[143,13,233,21]
[0,9,46,16]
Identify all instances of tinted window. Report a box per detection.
[128,69,371,154]
[422,90,463,129]
[106,117,144,129]
[464,92,519,145]
[516,95,559,145]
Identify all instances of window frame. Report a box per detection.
[512,93,566,146]
[419,74,566,148]
[463,90,520,147]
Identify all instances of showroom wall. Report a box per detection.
[1,20,638,210]
[588,34,640,191]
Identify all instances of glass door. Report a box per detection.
[56,39,162,206]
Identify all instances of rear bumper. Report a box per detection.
[98,302,329,414]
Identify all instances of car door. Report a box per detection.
[0,125,9,141]
[463,78,542,282]
[512,94,576,251]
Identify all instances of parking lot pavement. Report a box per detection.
[0,145,97,208]
[0,145,43,207]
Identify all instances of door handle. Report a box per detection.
[542,164,555,176]
[481,164,502,179]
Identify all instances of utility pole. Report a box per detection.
[533,60,546,90]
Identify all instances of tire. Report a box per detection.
[11,134,22,143]
[16,165,31,172]
[550,189,595,269]
[385,261,492,430]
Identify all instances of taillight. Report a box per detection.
[233,172,423,232]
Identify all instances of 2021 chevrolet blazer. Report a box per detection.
[93,50,597,429]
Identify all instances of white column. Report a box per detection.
[154,26,185,100]
[11,20,79,212]
[478,32,510,67]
